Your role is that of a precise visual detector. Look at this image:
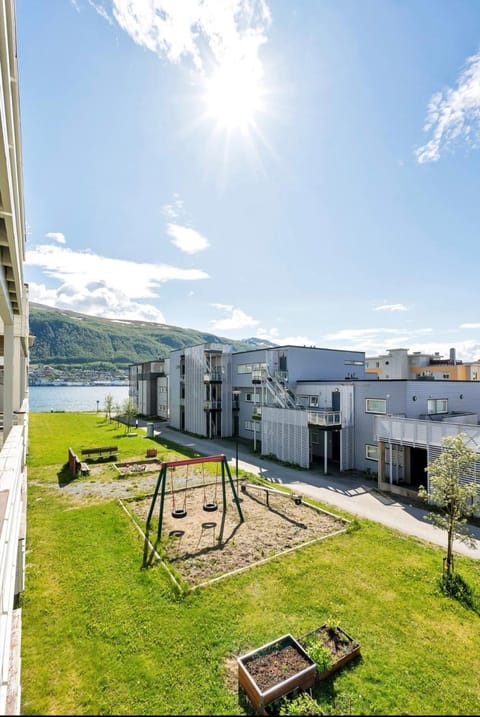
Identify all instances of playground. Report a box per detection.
[127,454,348,588]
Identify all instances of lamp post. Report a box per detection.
[232,390,240,490]
[96,399,99,413]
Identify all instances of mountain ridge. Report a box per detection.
[28,303,276,380]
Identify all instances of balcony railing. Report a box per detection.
[375,415,480,448]
[307,410,342,426]
[203,371,223,382]
[204,400,222,411]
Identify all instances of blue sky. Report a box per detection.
[16,0,480,360]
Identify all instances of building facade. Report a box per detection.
[0,1,29,713]
[130,343,480,513]
[366,347,480,381]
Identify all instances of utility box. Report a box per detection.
[146,423,154,438]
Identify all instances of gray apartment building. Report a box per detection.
[130,342,480,510]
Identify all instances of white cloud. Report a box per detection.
[460,323,480,329]
[167,223,210,254]
[88,0,113,24]
[26,243,209,321]
[110,0,271,74]
[45,232,66,244]
[416,50,480,163]
[162,194,184,219]
[374,303,408,312]
[210,304,260,331]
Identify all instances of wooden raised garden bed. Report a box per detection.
[238,633,317,714]
[299,623,361,680]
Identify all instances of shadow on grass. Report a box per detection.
[439,572,480,615]
[57,464,75,487]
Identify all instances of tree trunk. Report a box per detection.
[446,526,454,577]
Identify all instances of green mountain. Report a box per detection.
[29,303,274,375]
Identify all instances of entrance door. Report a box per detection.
[410,447,428,489]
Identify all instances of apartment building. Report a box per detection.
[0,0,29,713]
[366,347,480,381]
[130,343,480,511]
[129,358,169,420]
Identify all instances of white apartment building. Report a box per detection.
[0,1,29,713]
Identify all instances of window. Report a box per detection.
[237,362,267,374]
[344,360,364,366]
[245,392,261,403]
[366,444,378,460]
[442,373,450,379]
[365,398,386,414]
[427,398,448,414]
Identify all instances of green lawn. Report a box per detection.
[21,413,480,715]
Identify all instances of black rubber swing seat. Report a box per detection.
[203,501,218,512]
[172,507,187,519]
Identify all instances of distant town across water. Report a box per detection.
[29,385,130,413]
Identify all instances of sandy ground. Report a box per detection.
[128,482,347,588]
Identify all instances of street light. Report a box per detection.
[232,390,240,490]
[96,399,99,413]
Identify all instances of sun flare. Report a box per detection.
[203,60,265,132]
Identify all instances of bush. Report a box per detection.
[278,691,324,715]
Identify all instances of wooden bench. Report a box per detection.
[68,447,81,476]
[81,446,118,462]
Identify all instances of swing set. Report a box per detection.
[146,454,244,542]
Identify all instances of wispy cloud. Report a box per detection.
[210,303,260,331]
[460,322,480,329]
[45,232,66,244]
[88,0,113,24]
[162,194,184,220]
[26,243,209,321]
[167,223,210,254]
[374,303,408,312]
[416,50,480,163]
[110,0,271,74]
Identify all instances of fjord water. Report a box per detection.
[28,385,130,413]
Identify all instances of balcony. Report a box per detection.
[375,415,480,449]
[307,410,342,427]
[251,369,266,384]
[204,400,222,411]
[203,370,223,383]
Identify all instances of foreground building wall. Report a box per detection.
[0,1,29,713]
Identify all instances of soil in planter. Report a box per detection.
[314,625,357,658]
[245,645,313,692]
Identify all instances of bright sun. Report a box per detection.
[203,60,265,132]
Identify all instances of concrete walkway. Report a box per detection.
[141,420,480,561]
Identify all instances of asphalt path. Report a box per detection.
[140,420,480,561]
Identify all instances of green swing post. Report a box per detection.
[146,463,169,542]
[223,456,244,523]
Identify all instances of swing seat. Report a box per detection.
[172,507,187,519]
[203,501,218,512]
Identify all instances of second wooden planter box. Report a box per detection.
[299,624,361,680]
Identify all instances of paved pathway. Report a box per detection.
[139,420,480,561]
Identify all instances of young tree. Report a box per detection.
[104,393,114,420]
[419,433,479,577]
[121,398,138,434]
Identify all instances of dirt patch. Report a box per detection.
[127,482,347,588]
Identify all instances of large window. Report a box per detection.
[365,398,386,414]
[427,398,448,414]
[237,362,266,374]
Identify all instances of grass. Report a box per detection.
[21,412,480,715]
